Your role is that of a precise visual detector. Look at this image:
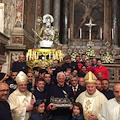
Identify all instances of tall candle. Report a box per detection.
[37,52,39,59]
[53,52,55,60]
[49,52,51,59]
[59,51,61,62]
[29,51,31,60]
[56,52,58,59]
[80,28,82,39]
[100,27,102,40]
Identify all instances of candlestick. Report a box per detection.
[68,28,70,39]
[37,52,39,59]
[59,51,61,62]
[29,51,32,60]
[49,52,51,60]
[53,52,55,60]
[80,28,82,39]
[56,52,58,59]
[100,27,102,40]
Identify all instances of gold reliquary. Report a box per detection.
[26,49,64,69]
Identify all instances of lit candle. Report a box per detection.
[68,28,70,39]
[112,28,114,40]
[49,52,51,59]
[29,51,31,60]
[100,27,102,40]
[56,52,58,59]
[80,28,82,39]
[37,52,39,59]
[53,52,55,60]
[59,51,61,62]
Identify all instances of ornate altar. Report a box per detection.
[61,0,120,64]
[26,49,64,69]
[26,14,64,69]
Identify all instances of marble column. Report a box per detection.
[53,0,60,32]
[112,0,118,45]
[61,0,70,44]
[43,0,51,15]
[0,3,4,33]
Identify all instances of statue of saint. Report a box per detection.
[37,14,60,48]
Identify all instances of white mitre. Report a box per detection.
[15,71,28,84]
[43,14,54,23]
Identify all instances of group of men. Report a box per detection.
[0,54,120,120]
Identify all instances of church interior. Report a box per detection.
[0,0,120,83]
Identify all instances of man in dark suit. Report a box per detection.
[47,72,73,120]
[12,54,28,74]
[70,76,86,101]
[62,55,79,72]
[0,83,12,120]
[101,79,114,100]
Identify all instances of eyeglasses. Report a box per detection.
[0,89,9,92]
[18,84,27,87]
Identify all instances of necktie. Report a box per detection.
[74,87,76,96]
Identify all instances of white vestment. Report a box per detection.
[76,90,108,120]
[8,89,34,120]
[98,98,120,120]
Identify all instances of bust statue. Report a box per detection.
[38,14,60,48]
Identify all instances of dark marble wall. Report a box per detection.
[0,43,5,55]
[23,0,36,37]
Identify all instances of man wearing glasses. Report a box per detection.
[0,82,12,120]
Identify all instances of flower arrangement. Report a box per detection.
[71,52,79,62]
[102,52,114,63]
[86,46,96,58]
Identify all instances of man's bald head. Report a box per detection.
[0,83,9,101]
[113,83,120,102]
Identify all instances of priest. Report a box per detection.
[8,71,35,120]
[76,71,107,120]
[99,83,120,120]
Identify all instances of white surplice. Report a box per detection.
[8,89,34,120]
[76,90,108,120]
[99,98,120,120]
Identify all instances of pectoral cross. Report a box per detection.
[85,19,96,41]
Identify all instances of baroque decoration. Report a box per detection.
[26,14,64,69]
[100,41,116,63]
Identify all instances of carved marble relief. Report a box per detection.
[12,37,23,44]
[4,0,15,35]
[15,0,23,27]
